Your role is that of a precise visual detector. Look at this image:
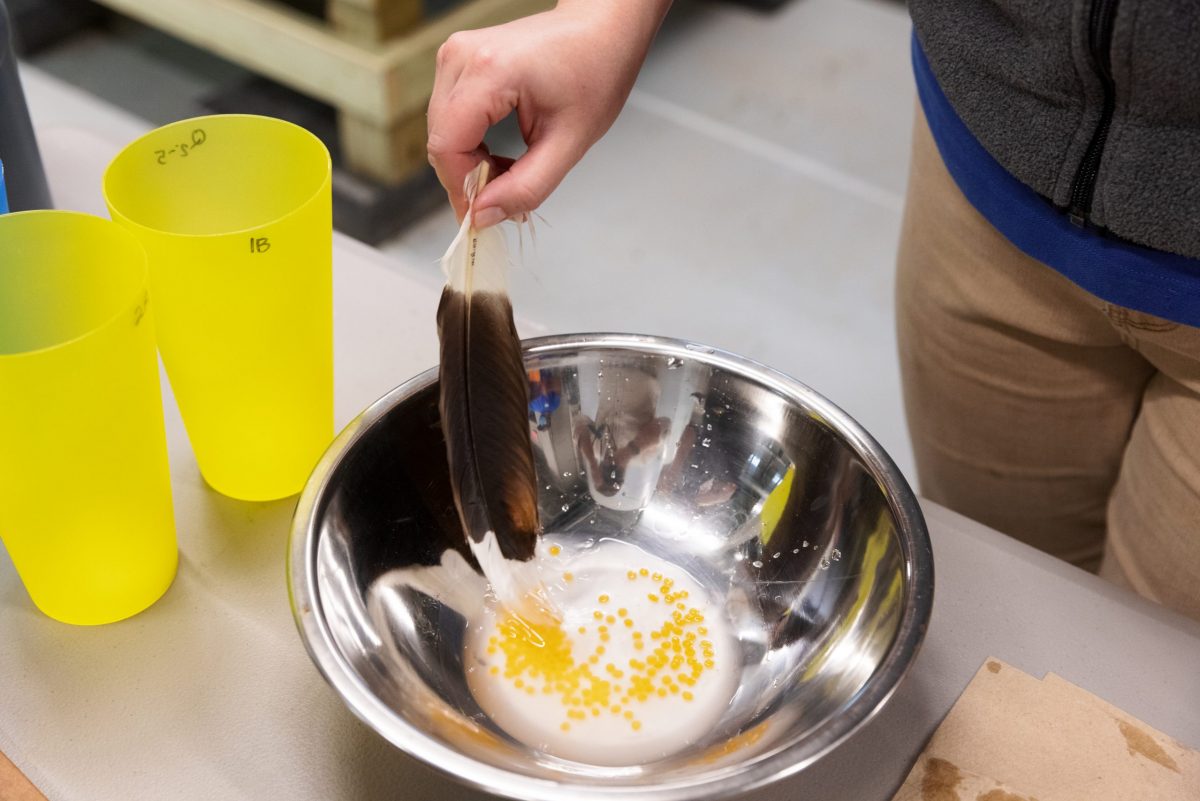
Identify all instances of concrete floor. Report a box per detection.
[18,0,918,477]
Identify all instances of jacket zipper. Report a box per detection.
[1067,0,1121,226]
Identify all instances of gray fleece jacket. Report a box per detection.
[910,0,1200,260]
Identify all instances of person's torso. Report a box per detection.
[910,0,1200,260]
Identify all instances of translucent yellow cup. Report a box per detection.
[0,211,178,625]
[103,115,333,501]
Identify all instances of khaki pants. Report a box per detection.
[897,108,1200,622]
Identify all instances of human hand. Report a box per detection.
[427,0,672,226]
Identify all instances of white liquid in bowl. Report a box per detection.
[465,540,738,766]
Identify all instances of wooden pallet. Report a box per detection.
[91,0,552,183]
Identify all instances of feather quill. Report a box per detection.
[436,162,547,614]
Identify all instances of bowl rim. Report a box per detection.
[287,332,934,801]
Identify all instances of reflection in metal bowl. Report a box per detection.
[289,333,933,801]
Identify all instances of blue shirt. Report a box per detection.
[912,34,1200,327]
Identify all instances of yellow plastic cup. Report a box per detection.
[103,115,333,501]
[0,211,178,625]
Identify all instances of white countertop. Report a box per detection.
[3,75,1199,801]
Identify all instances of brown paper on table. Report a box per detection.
[0,747,49,801]
[892,658,1200,801]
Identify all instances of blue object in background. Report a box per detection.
[529,390,560,417]
[0,159,10,213]
[530,390,559,431]
[528,371,561,431]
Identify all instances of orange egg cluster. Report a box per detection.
[485,566,717,734]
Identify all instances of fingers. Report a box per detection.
[445,146,493,223]
[427,38,518,220]
[428,33,467,124]
[427,92,496,220]
[471,155,519,226]
[471,129,581,227]
[427,13,604,229]
[428,35,471,217]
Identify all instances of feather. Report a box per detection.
[436,162,545,613]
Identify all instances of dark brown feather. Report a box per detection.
[436,228,541,564]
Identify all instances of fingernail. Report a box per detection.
[473,207,505,229]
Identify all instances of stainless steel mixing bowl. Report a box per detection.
[288,333,933,801]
